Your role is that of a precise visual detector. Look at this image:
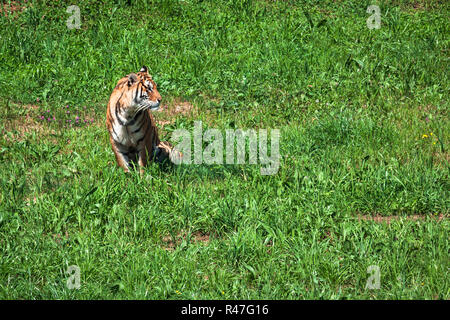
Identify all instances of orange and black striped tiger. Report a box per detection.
[106,66,174,174]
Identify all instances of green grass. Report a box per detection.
[0,0,448,299]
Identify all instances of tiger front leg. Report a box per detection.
[110,141,131,173]
[115,150,131,173]
[138,148,148,175]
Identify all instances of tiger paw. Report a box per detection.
[154,141,176,164]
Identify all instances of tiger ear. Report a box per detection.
[127,73,138,86]
[139,66,148,73]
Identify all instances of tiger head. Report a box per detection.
[123,66,162,115]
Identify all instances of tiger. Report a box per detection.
[106,66,176,174]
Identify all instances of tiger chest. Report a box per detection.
[112,113,148,148]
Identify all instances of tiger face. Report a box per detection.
[123,66,162,117]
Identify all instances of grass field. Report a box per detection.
[0,0,448,299]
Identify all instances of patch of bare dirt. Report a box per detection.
[157,100,196,117]
[156,119,173,130]
[411,1,425,10]
[0,1,27,17]
[52,231,70,245]
[2,104,58,143]
[432,150,450,166]
[173,102,194,115]
[162,231,210,251]
[153,99,198,130]
[401,1,446,12]
[358,214,446,224]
